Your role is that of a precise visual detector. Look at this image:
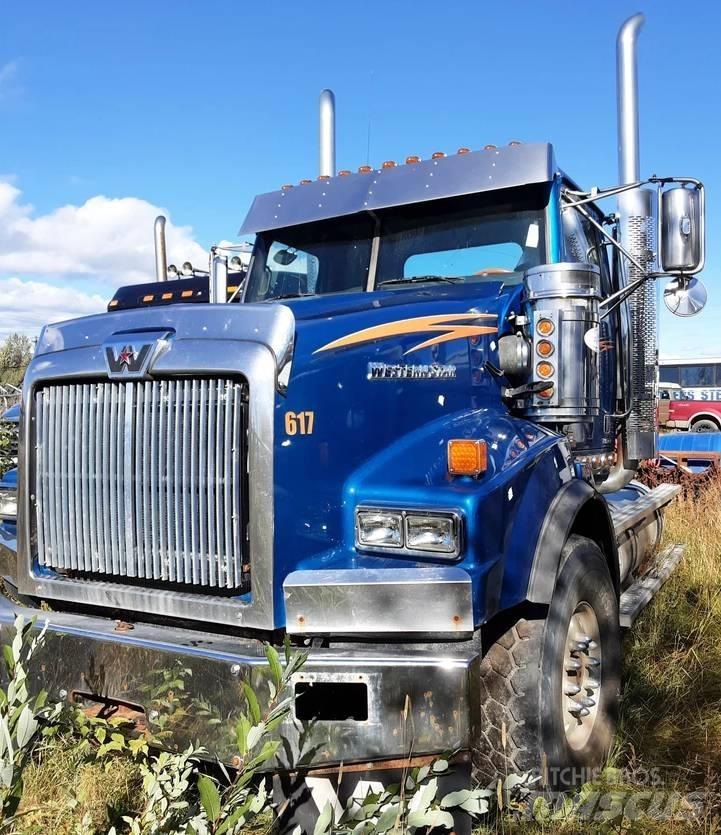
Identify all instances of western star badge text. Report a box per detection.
[367,362,457,380]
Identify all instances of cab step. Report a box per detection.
[619,543,685,628]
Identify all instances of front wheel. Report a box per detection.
[474,535,620,789]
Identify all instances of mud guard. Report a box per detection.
[526,479,619,604]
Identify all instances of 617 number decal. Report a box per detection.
[285,411,315,435]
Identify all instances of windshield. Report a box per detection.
[244,187,548,302]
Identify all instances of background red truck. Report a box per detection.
[659,357,721,432]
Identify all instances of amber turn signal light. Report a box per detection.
[448,439,487,477]
[537,318,554,336]
[537,385,555,399]
[537,339,554,357]
[537,361,554,379]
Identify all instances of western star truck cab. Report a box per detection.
[0,14,708,831]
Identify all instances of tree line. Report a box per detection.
[0,333,34,389]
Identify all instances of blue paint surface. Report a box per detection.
[268,280,570,627]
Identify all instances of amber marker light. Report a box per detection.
[181,289,194,299]
[457,147,471,155]
[537,361,554,379]
[537,318,554,336]
[406,155,421,164]
[537,340,554,357]
[382,160,396,168]
[161,292,173,300]
[538,385,554,399]
[483,144,497,150]
[108,299,119,308]
[142,294,154,303]
[299,178,312,185]
[281,184,294,191]
[338,169,351,176]
[358,165,372,173]
[431,151,446,159]
[448,439,487,477]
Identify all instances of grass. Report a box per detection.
[16,732,143,834]
[9,473,721,833]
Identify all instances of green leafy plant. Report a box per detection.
[109,640,306,835]
[0,421,14,479]
[0,615,61,831]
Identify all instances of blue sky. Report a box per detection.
[0,0,718,354]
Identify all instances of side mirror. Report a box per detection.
[660,184,705,274]
[663,275,707,317]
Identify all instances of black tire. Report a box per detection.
[691,418,719,433]
[474,535,620,789]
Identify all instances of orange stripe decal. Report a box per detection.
[314,313,498,355]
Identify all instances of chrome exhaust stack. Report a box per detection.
[617,14,644,185]
[154,215,168,282]
[319,89,336,178]
[603,14,656,491]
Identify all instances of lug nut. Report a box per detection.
[565,684,581,696]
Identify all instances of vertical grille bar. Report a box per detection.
[34,379,247,591]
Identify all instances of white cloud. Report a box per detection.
[0,277,106,339]
[0,181,208,286]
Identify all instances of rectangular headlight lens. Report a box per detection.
[0,488,17,522]
[356,510,403,548]
[405,513,457,554]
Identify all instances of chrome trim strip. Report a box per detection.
[19,305,295,632]
[283,566,473,636]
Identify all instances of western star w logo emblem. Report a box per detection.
[104,341,156,378]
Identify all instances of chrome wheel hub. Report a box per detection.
[562,602,601,750]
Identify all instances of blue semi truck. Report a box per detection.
[0,13,708,828]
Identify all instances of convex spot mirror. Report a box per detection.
[660,185,705,274]
[663,276,707,318]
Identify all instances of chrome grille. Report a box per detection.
[34,379,248,590]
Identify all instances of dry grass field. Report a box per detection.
[10,473,721,833]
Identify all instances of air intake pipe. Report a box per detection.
[319,89,336,178]
[154,215,168,282]
[601,13,656,494]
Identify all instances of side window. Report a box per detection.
[680,365,714,387]
[659,365,680,385]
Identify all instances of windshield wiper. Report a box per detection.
[377,275,461,287]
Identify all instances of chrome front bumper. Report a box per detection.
[0,592,479,770]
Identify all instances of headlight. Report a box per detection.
[355,507,461,558]
[0,488,17,522]
[356,510,403,548]
[405,513,457,554]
